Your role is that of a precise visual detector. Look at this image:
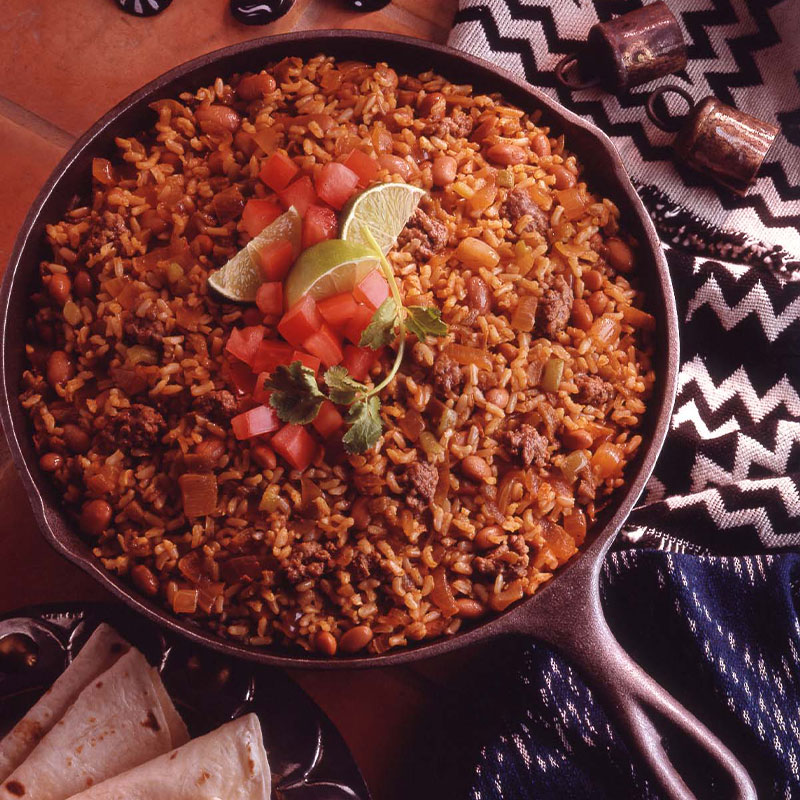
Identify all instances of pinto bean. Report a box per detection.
[531,133,551,158]
[195,105,241,133]
[63,424,90,454]
[466,276,492,314]
[588,291,608,316]
[48,274,71,305]
[432,155,457,186]
[461,455,492,482]
[339,625,373,654]
[418,92,446,118]
[131,564,159,597]
[606,238,635,273]
[550,164,576,190]
[39,453,63,472]
[47,350,73,387]
[73,271,93,298]
[314,631,338,656]
[80,499,112,537]
[562,428,594,450]
[571,299,593,331]
[486,388,509,409]
[236,72,276,101]
[486,143,526,166]
[377,153,411,180]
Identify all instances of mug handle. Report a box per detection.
[500,553,757,800]
[646,84,696,133]
[555,53,601,89]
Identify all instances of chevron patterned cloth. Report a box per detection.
[433,2,800,798]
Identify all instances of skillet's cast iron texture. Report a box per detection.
[0,31,754,800]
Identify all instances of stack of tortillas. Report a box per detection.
[0,624,271,800]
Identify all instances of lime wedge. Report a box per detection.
[284,240,380,308]
[340,182,426,255]
[207,207,302,302]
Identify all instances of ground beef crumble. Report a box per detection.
[433,353,462,395]
[193,390,237,422]
[535,275,573,338]
[97,404,166,452]
[283,541,336,584]
[574,374,614,406]
[77,211,128,261]
[501,187,549,237]
[473,535,529,579]
[423,109,474,140]
[350,550,381,581]
[405,461,438,511]
[505,424,548,468]
[123,308,166,349]
[396,208,448,260]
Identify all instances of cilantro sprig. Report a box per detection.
[264,362,325,425]
[265,222,448,454]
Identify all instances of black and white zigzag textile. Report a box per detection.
[449,0,800,553]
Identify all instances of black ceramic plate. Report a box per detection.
[0,603,369,799]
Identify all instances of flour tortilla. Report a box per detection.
[0,623,129,782]
[0,648,188,800]
[63,714,271,800]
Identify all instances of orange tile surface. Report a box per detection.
[0,4,461,800]
[0,116,66,269]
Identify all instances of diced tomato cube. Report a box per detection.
[252,238,295,282]
[231,405,281,440]
[344,303,375,345]
[342,344,378,382]
[252,371,272,404]
[343,149,379,187]
[353,269,390,309]
[223,357,257,396]
[302,323,343,368]
[314,162,360,210]
[278,295,323,347]
[255,282,284,316]
[242,307,265,326]
[259,151,299,192]
[313,400,344,438]
[317,292,359,332]
[291,350,321,375]
[278,176,317,217]
[302,205,338,250]
[225,325,264,366]
[241,199,283,239]
[272,424,317,471]
[251,339,293,374]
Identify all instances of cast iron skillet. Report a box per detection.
[0,31,755,800]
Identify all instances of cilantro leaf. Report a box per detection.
[405,305,447,342]
[324,366,367,406]
[360,297,399,349]
[265,361,325,425]
[342,396,383,454]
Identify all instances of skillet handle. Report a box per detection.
[502,559,757,800]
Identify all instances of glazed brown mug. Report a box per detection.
[556,1,687,92]
[646,84,780,194]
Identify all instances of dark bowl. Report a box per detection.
[0,31,679,670]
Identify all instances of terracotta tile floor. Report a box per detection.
[0,4,464,800]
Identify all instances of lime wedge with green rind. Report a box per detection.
[207,206,301,302]
[340,182,426,255]
[284,240,380,308]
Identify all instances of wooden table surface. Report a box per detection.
[0,2,464,799]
